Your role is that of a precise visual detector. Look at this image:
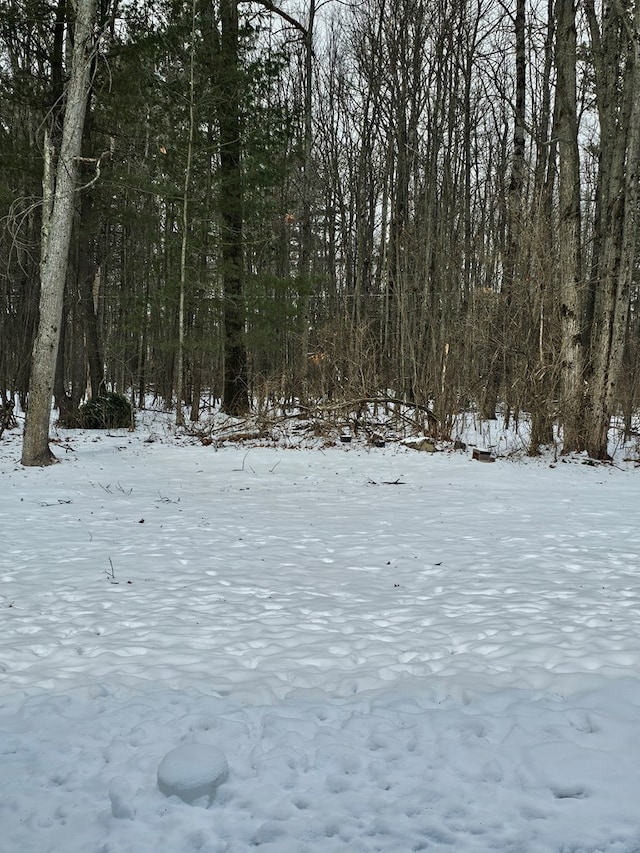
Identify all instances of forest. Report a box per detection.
[1,0,639,463]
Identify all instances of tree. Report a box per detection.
[7,0,638,445]
[21,0,98,465]
[175,0,198,426]
[556,0,584,451]
[583,0,640,459]
[217,0,249,415]
[217,0,308,414]
[0,0,64,409]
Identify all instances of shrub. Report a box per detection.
[71,392,134,429]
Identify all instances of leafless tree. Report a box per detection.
[22,0,98,465]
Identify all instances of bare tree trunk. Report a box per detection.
[556,0,584,452]
[219,0,249,416]
[503,0,526,303]
[527,0,557,453]
[583,0,639,459]
[298,0,315,396]
[484,0,526,421]
[176,0,197,427]
[21,0,97,466]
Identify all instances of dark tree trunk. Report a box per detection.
[219,0,249,416]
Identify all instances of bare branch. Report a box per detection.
[242,0,307,35]
[76,149,111,191]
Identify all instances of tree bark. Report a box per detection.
[297,0,315,396]
[556,0,584,452]
[21,0,98,466]
[219,0,249,416]
[583,0,639,459]
[176,0,197,427]
[503,0,526,303]
[485,0,526,421]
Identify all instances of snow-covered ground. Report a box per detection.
[1,412,640,852]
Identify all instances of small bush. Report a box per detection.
[75,392,134,429]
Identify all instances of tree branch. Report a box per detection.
[242,0,307,35]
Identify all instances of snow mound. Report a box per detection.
[157,743,228,805]
[108,776,136,819]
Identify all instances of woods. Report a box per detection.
[1,0,639,462]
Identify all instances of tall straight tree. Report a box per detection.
[175,0,198,427]
[556,0,584,452]
[493,0,526,422]
[583,0,640,458]
[218,0,249,415]
[22,0,98,466]
[503,0,526,300]
[216,0,308,414]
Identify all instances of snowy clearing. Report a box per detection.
[1,414,640,852]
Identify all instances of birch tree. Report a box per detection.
[22,0,98,466]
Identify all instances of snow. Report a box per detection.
[1,413,640,852]
[157,743,228,804]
